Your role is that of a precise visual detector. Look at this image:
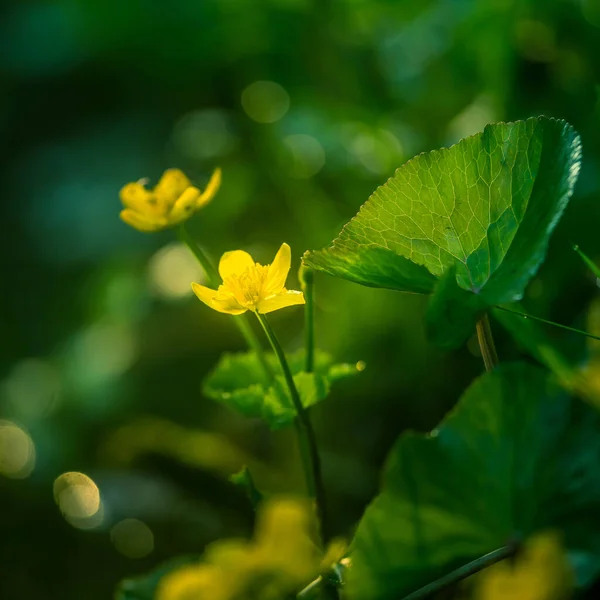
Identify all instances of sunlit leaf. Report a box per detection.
[347,363,600,600]
[203,349,361,429]
[305,117,581,346]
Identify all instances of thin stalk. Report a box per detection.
[476,313,499,372]
[400,545,515,600]
[177,224,273,381]
[573,244,600,279]
[255,312,330,546]
[297,576,323,599]
[303,267,315,373]
[496,305,600,342]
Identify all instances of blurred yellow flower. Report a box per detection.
[119,167,221,232]
[475,532,573,600]
[191,243,305,315]
[157,564,229,600]
[157,497,343,600]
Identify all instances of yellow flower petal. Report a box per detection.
[154,168,191,209]
[170,186,201,223]
[266,243,291,295]
[254,498,319,583]
[219,250,256,280]
[196,168,222,209]
[258,290,305,314]
[119,182,157,216]
[191,283,247,315]
[119,209,166,232]
[156,563,229,600]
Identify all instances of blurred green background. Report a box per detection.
[2,0,600,598]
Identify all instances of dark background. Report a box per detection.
[1,0,600,598]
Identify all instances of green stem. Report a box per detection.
[177,224,273,381]
[400,545,515,600]
[573,244,600,279]
[255,312,330,546]
[495,305,600,342]
[303,267,315,373]
[476,313,499,372]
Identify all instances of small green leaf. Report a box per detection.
[305,117,581,346]
[347,363,600,600]
[229,465,263,507]
[203,349,361,430]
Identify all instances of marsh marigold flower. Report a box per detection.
[475,532,573,600]
[157,497,344,600]
[119,168,221,232]
[191,243,305,315]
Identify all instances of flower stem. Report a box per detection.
[476,313,499,372]
[255,312,330,546]
[177,224,273,381]
[495,305,600,342]
[302,267,315,373]
[400,545,515,600]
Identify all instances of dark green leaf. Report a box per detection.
[347,363,600,600]
[305,117,581,346]
[203,349,361,430]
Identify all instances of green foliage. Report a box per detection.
[203,349,361,429]
[229,466,264,507]
[347,363,600,600]
[305,117,582,347]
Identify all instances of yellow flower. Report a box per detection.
[156,497,343,600]
[119,167,221,232]
[475,532,573,600]
[191,243,305,315]
[156,563,230,600]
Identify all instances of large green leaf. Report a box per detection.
[304,117,581,346]
[347,363,600,600]
[203,349,362,429]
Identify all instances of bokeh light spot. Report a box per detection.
[148,242,206,300]
[172,109,237,159]
[2,358,61,418]
[54,471,102,528]
[515,20,556,63]
[283,134,325,178]
[582,0,600,28]
[70,322,137,384]
[0,420,35,479]
[111,518,154,559]
[241,81,290,124]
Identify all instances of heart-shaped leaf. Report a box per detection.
[347,363,600,600]
[304,117,581,346]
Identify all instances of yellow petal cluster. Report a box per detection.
[157,497,345,600]
[475,532,573,600]
[192,243,305,315]
[119,168,221,232]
